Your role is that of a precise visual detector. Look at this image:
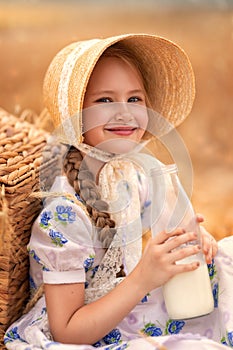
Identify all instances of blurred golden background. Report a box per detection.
[0,0,232,240]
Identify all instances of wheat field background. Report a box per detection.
[0,0,232,240]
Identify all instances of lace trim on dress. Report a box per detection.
[85,158,145,303]
[85,246,124,304]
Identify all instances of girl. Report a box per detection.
[4,34,233,349]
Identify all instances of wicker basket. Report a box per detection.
[0,108,62,348]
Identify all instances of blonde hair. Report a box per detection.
[100,42,152,108]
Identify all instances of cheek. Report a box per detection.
[83,127,104,147]
[137,114,149,134]
[82,115,103,134]
[134,129,146,144]
[129,105,149,131]
[82,106,109,133]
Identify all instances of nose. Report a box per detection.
[114,103,133,122]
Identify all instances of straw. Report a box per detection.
[0,108,61,349]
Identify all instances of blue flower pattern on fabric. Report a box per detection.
[28,249,49,271]
[28,249,41,264]
[49,229,68,247]
[4,326,21,343]
[207,260,219,309]
[212,282,219,308]
[39,211,53,228]
[42,266,50,272]
[29,275,37,291]
[103,329,122,345]
[166,320,185,334]
[83,256,95,272]
[228,331,233,346]
[75,193,85,204]
[91,265,99,279]
[141,199,151,220]
[207,260,216,280]
[141,322,163,336]
[30,307,47,326]
[221,337,228,345]
[221,331,233,347]
[93,341,102,347]
[54,205,75,224]
[141,293,150,303]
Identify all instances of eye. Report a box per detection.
[128,96,142,103]
[95,97,112,103]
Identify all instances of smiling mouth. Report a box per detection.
[104,126,138,136]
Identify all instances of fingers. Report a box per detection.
[196,213,204,223]
[155,230,202,274]
[206,246,213,264]
[153,227,185,245]
[200,227,218,264]
[203,236,218,264]
[168,244,201,265]
[141,228,202,289]
[164,231,198,253]
[166,243,201,277]
[172,259,200,274]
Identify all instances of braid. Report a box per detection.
[63,146,116,248]
[23,284,44,315]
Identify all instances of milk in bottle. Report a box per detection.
[150,164,214,319]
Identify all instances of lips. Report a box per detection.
[104,124,138,136]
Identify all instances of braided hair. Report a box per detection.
[63,146,117,248]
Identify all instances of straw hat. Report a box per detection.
[43,33,195,146]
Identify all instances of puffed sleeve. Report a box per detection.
[28,195,95,285]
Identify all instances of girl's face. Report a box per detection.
[82,55,148,154]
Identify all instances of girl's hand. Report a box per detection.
[134,228,201,293]
[196,213,218,264]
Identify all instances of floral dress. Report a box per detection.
[4,155,233,350]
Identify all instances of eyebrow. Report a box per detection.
[90,89,145,96]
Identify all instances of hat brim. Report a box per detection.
[43,33,195,145]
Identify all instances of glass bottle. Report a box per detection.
[150,164,214,320]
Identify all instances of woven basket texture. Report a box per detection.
[0,108,61,349]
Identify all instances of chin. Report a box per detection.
[97,139,140,155]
